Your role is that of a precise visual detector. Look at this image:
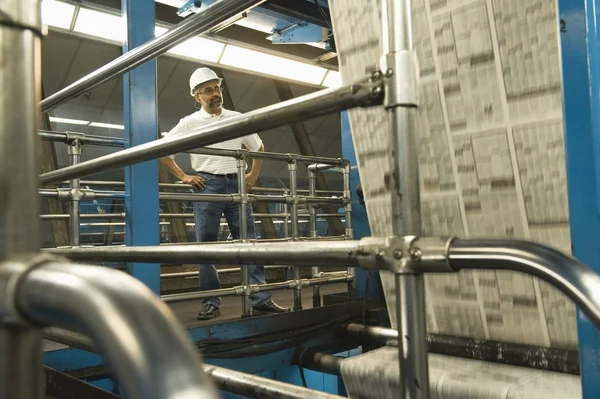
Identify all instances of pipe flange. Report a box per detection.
[0,253,69,325]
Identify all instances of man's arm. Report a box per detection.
[159,157,205,190]
[245,143,264,189]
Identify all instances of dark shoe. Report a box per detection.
[197,304,220,320]
[253,300,290,314]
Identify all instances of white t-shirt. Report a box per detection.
[163,107,263,175]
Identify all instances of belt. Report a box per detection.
[199,171,238,179]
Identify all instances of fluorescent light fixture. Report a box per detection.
[89,122,125,130]
[322,70,342,88]
[220,45,328,86]
[74,7,124,43]
[49,117,90,125]
[167,37,225,63]
[41,0,75,30]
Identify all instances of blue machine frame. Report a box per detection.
[558,0,600,397]
[122,0,161,295]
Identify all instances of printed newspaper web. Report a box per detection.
[329,0,576,349]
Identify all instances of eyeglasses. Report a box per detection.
[196,85,222,96]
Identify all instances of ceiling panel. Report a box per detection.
[41,34,82,95]
[59,38,122,108]
[157,56,180,96]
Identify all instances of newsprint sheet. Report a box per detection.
[329,0,576,349]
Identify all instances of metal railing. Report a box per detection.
[4,0,378,397]
[39,132,355,314]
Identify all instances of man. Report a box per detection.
[160,67,290,319]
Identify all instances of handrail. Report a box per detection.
[39,78,383,185]
[45,236,600,332]
[15,259,219,399]
[447,239,600,330]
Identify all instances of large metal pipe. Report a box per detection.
[298,349,343,376]
[346,323,580,375]
[18,260,219,399]
[205,365,345,399]
[42,327,342,399]
[448,239,600,330]
[381,0,424,396]
[40,0,266,113]
[0,0,44,397]
[40,79,382,185]
[46,240,376,267]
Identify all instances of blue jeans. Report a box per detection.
[193,172,271,308]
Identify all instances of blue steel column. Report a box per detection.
[122,0,160,294]
[558,0,600,397]
[340,111,382,301]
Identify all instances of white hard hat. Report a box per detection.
[189,67,222,96]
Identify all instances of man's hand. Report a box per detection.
[181,174,206,190]
[245,173,258,191]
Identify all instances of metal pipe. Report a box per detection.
[307,164,342,173]
[308,170,321,308]
[71,181,341,195]
[161,275,351,303]
[40,0,266,113]
[346,323,581,375]
[40,79,382,185]
[298,350,343,376]
[381,0,423,395]
[237,158,252,317]
[38,131,125,148]
[0,0,44,396]
[343,163,355,297]
[188,147,346,165]
[18,261,219,398]
[448,239,600,330]
[68,140,82,246]
[42,327,340,399]
[347,323,399,343]
[161,265,287,279]
[47,240,374,267]
[202,365,346,399]
[288,161,302,311]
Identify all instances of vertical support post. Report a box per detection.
[343,162,356,298]
[237,156,252,317]
[381,0,425,397]
[283,189,290,239]
[0,0,44,397]
[68,139,82,247]
[288,160,302,311]
[308,170,321,308]
[122,0,160,294]
[558,0,600,396]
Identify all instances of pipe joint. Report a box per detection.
[66,132,85,149]
[234,149,249,160]
[356,236,455,274]
[381,50,418,108]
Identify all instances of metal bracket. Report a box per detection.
[58,188,94,201]
[380,50,419,108]
[356,235,455,274]
[65,131,85,149]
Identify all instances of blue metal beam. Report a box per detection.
[340,111,382,300]
[558,0,600,397]
[123,0,161,294]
